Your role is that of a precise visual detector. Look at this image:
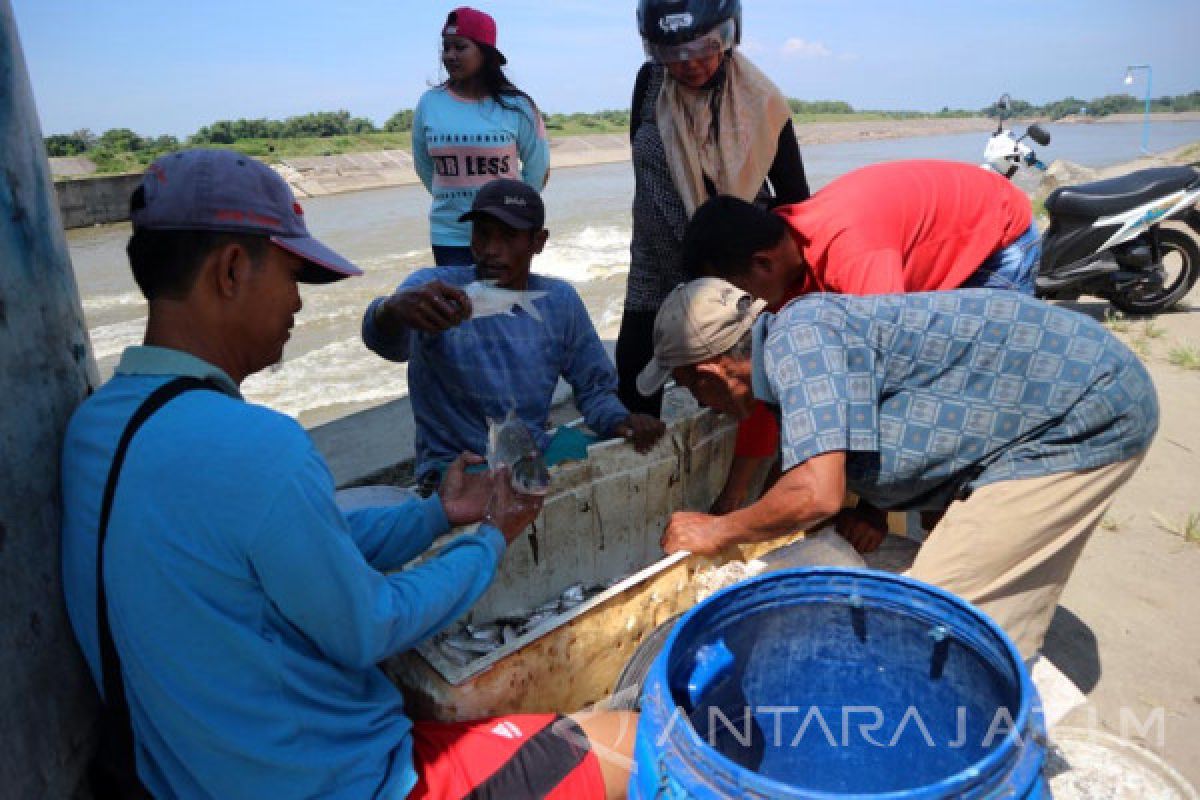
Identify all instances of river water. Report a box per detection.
[67,120,1200,427]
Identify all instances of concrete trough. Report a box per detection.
[384,406,752,721]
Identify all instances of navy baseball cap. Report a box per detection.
[458,178,545,230]
[132,149,363,284]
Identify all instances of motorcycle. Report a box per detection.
[983,94,1200,314]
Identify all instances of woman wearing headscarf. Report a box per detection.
[617,0,810,513]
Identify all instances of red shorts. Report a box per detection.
[408,713,605,800]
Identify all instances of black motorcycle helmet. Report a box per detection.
[637,0,741,64]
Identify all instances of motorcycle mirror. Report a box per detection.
[993,93,1011,133]
[1026,123,1051,147]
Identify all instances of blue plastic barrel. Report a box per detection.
[631,568,1047,799]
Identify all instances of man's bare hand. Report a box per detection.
[834,506,888,554]
[438,453,491,526]
[380,281,471,333]
[484,467,545,545]
[613,413,666,453]
[661,511,735,556]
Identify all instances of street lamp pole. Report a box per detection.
[1124,64,1152,154]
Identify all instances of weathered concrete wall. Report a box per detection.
[1,3,101,797]
[55,172,143,229]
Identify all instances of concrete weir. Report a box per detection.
[1,2,101,796]
[54,173,144,229]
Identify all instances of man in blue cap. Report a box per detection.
[61,151,636,800]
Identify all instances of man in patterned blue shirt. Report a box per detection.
[640,278,1157,657]
[364,179,664,491]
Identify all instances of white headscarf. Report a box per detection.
[656,51,792,215]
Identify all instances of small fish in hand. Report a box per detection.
[486,409,551,497]
[464,280,548,322]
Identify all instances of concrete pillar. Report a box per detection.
[1,2,102,796]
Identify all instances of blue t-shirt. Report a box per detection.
[412,87,549,247]
[754,290,1158,510]
[362,266,629,477]
[60,346,507,799]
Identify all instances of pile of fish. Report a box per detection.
[433,582,609,667]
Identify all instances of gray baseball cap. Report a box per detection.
[458,178,545,230]
[132,149,363,284]
[637,277,767,396]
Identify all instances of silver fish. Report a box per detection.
[437,639,473,667]
[466,624,501,644]
[446,633,500,655]
[464,280,548,322]
[534,598,562,615]
[486,409,551,497]
[560,583,585,607]
[523,611,556,631]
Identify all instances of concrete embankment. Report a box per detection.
[281,134,630,198]
[50,113,1200,228]
[53,134,633,228]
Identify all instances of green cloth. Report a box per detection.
[544,426,600,467]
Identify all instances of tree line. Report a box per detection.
[984,91,1200,120]
[44,109,414,158]
[44,91,1200,160]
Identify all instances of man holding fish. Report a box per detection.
[364,178,665,493]
[60,151,637,800]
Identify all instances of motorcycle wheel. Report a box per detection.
[1109,227,1200,315]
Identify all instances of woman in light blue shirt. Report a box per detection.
[413,7,550,266]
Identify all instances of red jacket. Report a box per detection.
[735,159,1032,459]
[778,159,1031,295]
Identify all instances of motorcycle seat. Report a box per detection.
[1045,166,1198,217]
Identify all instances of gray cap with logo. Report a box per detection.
[132,148,363,284]
[637,277,767,396]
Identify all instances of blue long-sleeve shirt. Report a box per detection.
[412,87,550,247]
[61,346,506,799]
[362,266,630,478]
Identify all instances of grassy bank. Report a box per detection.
[59,111,1200,179]
[63,131,417,177]
[55,111,987,178]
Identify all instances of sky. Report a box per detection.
[11,0,1200,139]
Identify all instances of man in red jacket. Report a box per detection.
[684,159,1040,546]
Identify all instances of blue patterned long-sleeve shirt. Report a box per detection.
[752,290,1158,510]
[363,266,629,477]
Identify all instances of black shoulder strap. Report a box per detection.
[92,376,220,798]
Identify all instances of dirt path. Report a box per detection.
[793,116,995,145]
[1045,277,1200,787]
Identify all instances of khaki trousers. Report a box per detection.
[907,456,1144,659]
